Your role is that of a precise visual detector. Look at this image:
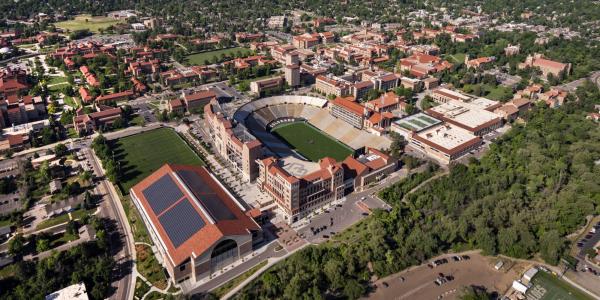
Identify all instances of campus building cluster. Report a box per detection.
[329,91,406,135]
[391,87,535,164]
[0,68,47,152]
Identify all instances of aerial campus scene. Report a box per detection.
[0,1,600,300]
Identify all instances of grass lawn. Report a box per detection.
[67,128,78,138]
[114,128,204,193]
[48,82,69,92]
[36,213,71,230]
[0,219,12,227]
[129,115,145,126]
[49,232,79,248]
[185,47,252,66]
[63,96,79,108]
[16,44,37,50]
[70,208,94,220]
[47,76,68,85]
[134,278,152,299]
[446,53,466,64]
[121,194,152,244]
[527,271,592,300]
[271,122,354,162]
[54,14,124,33]
[136,244,168,289]
[212,260,268,298]
[462,84,513,101]
[0,264,16,280]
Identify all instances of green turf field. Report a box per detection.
[54,14,124,33]
[185,47,252,65]
[526,271,592,300]
[114,128,204,193]
[271,122,353,162]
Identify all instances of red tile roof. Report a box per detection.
[130,164,260,266]
[331,96,365,116]
[183,90,216,103]
[95,90,134,103]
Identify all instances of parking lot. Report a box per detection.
[367,252,520,300]
[296,192,390,244]
[576,221,600,258]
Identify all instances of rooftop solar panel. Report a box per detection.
[176,169,237,221]
[158,199,205,248]
[142,174,184,215]
[176,170,215,194]
[201,194,237,220]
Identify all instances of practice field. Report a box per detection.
[526,271,592,300]
[185,47,252,65]
[271,122,353,162]
[114,128,204,193]
[54,14,124,33]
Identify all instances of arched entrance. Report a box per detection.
[210,239,238,272]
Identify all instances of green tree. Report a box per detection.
[36,237,50,253]
[8,233,25,256]
[539,230,564,265]
[458,286,493,300]
[54,143,68,157]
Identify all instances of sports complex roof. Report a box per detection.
[130,164,260,266]
[393,112,441,132]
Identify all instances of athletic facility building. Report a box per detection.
[256,156,345,222]
[410,123,482,164]
[130,164,262,284]
[204,98,262,181]
[202,95,395,223]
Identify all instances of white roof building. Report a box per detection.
[512,280,529,294]
[46,282,89,300]
[523,267,539,283]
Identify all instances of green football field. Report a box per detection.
[526,271,592,300]
[114,128,204,193]
[271,122,353,162]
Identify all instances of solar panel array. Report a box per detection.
[142,174,184,215]
[158,199,205,248]
[176,170,237,221]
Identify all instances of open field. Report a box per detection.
[527,271,592,300]
[113,128,204,193]
[54,14,124,33]
[271,122,353,162]
[185,47,252,65]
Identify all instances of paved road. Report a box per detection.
[559,71,600,92]
[87,147,135,300]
